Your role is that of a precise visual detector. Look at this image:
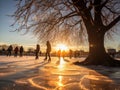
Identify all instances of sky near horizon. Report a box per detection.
[0,0,120,51]
[0,0,38,47]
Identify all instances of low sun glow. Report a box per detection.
[56,44,68,51]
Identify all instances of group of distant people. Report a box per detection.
[1,41,51,61]
[7,45,24,57]
[35,41,51,62]
[1,40,75,62]
[57,49,66,59]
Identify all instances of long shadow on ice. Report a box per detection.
[0,59,48,90]
[0,61,49,80]
[0,58,35,66]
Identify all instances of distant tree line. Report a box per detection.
[0,44,120,58]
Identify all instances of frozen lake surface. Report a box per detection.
[0,56,120,90]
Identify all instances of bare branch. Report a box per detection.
[104,15,120,32]
[100,0,109,9]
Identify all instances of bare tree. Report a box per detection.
[12,0,120,66]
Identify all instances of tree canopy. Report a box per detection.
[12,0,119,45]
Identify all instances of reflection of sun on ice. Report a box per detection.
[57,75,63,87]
[60,57,65,65]
[58,57,66,70]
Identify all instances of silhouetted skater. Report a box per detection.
[44,41,51,62]
[57,49,61,59]
[2,48,5,55]
[69,49,73,59]
[14,46,19,57]
[20,46,24,57]
[7,45,13,56]
[35,44,40,59]
[62,50,65,59]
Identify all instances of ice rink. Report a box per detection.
[0,56,120,90]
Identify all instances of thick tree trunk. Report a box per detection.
[75,31,120,67]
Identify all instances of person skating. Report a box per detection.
[14,46,19,57]
[35,44,40,59]
[19,46,24,57]
[7,45,13,56]
[44,41,51,62]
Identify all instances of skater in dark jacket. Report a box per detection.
[20,46,24,57]
[35,44,40,59]
[44,41,51,62]
[14,46,19,57]
[7,45,13,56]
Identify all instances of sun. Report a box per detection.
[56,44,68,51]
